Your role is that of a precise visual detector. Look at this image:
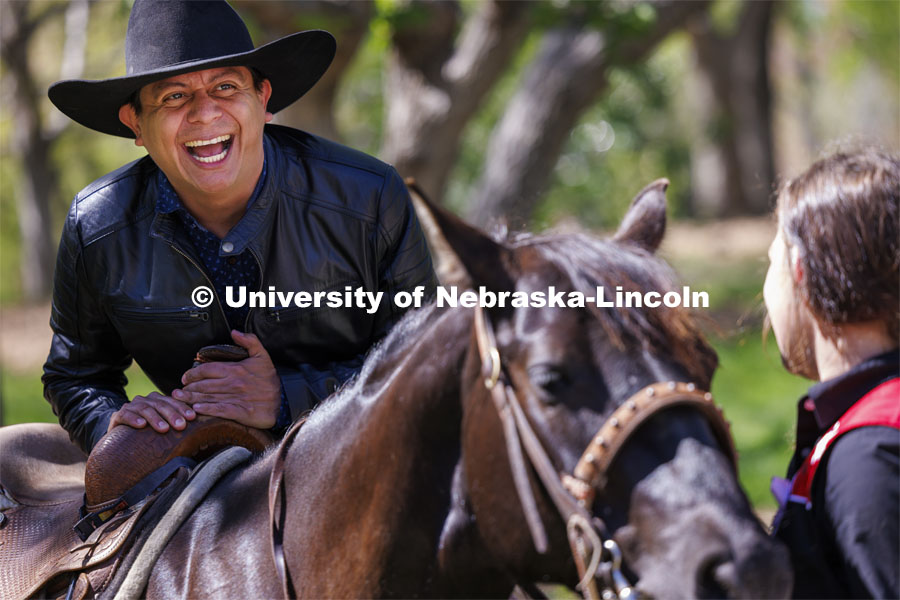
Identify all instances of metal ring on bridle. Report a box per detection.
[567,513,604,593]
[603,539,635,599]
[484,347,501,389]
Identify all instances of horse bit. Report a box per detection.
[473,304,737,600]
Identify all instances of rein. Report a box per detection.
[473,304,737,600]
[269,416,307,600]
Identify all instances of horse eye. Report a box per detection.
[527,364,568,398]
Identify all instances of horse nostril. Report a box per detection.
[696,553,737,599]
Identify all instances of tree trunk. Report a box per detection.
[688,1,776,216]
[382,0,532,202]
[467,1,711,225]
[232,0,374,142]
[1,1,72,301]
[48,0,90,136]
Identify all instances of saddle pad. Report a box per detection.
[0,492,151,599]
[0,423,87,506]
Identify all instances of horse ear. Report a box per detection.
[613,178,669,253]
[406,179,515,290]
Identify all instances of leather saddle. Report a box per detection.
[84,344,272,509]
[0,345,274,599]
[0,422,159,600]
[0,422,86,507]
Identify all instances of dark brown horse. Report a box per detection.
[142,181,790,598]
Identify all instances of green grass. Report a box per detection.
[1,363,157,426]
[669,254,769,314]
[710,330,809,508]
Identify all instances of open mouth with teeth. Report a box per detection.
[184,134,233,164]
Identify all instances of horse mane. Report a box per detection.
[325,302,455,404]
[326,228,717,407]
[512,231,718,385]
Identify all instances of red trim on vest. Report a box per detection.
[790,378,900,503]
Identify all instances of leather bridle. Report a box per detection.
[268,305,738,600]
[472,304,737,599]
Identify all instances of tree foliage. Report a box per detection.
[0,0,897,303]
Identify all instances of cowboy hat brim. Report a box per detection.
[49,30,335,138]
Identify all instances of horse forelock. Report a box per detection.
[511,232,717,386]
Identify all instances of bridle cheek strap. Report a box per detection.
[474,301,570,553]
[474,306,613,596]
[475,305,608,596]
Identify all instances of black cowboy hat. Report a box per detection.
[48,0,335,138]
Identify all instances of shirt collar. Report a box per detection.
[154,158,268,223]
[806,348,899,430]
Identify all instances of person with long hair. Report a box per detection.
[765,149,899,598]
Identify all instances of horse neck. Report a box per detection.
[279,306,477,597]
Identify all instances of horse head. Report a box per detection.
[415,180,791,598]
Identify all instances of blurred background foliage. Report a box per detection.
[1,0,897,510]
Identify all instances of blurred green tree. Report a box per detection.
[1,0,897,302]
[1,0,86,300]
[685,1,776,216]
[237,0,710,227]
[1,0,140,304]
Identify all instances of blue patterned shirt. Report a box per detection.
[155,163,266,331]
[155,161,291,432]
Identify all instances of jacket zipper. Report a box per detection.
[166,242,231,328]
[268,304,309,323]
[266,280,360,323]
[245,248,264,329]
[113,305,210,322]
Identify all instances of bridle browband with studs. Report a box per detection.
[472,304,737,599]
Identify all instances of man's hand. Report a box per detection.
[108,392,196,433]
[172,330,281,429]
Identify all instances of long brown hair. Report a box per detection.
[776,149,899,338]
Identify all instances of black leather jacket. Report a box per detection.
[43,125,437,452]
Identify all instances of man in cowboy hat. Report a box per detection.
[43,0,437,453]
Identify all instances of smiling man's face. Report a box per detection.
[119,66,272,208]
